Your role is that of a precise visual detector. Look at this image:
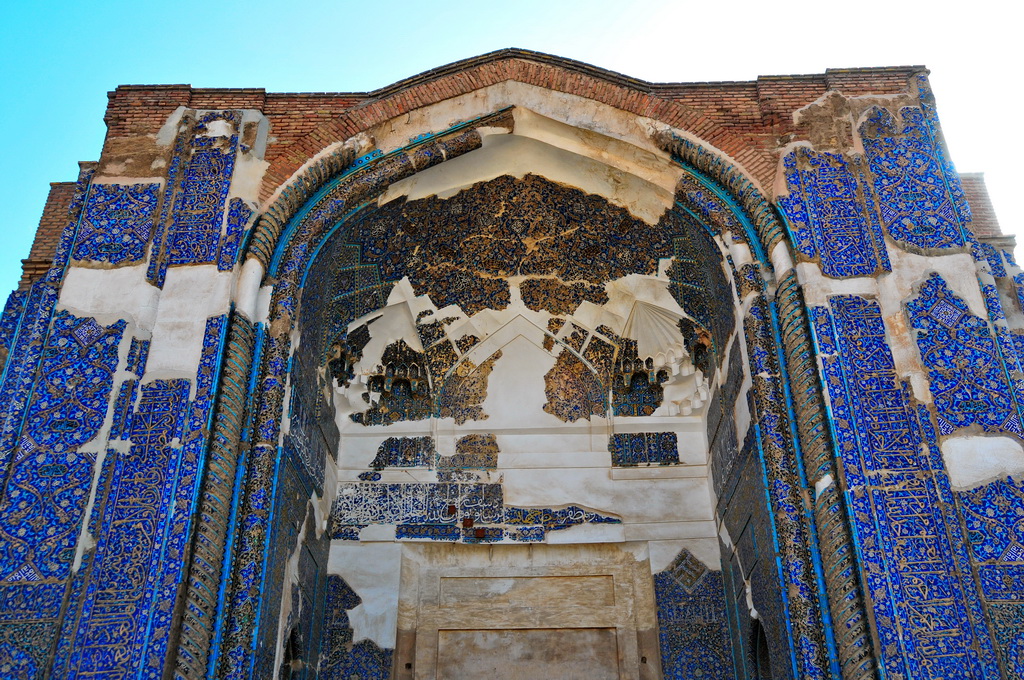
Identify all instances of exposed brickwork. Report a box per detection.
[20,182,75,289]
[98,51,921,206]
[103,84,192,139]
[962,172,1003,238]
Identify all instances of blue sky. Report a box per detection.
[1,1,1017,295]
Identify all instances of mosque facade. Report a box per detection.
[0,49,1021,679]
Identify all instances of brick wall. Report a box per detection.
[27,52,928,278]
[100,52,921,196]
[19,182,75,289]
[962,172,1003,238]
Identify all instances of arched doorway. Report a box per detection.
[189,83,869,680]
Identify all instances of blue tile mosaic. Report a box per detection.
[71,183,160,264]
[740,293,826,679]
[609,432,679,466]
[125,337,149,377]
[981,282,1006,323]
[318,575,392,680]
[61,377,192,677]
[329,481,619,543]
[440,434,498,469]
[148,111,242,286]
[654,549,733,680]
[612,340,668,417]
[955,475,1024,675]
[0,311,123,583]
[0,282,58,461]
[668,229,734,356]
[817,296,1000,679]
[975,241,1007,277]
[0,291,26,361]
[906,273,1022,436]
[779,147,890,277]
[860,105,967,250]
[134,316,227,680]
[47,164,96,284]
[958,476,1024,563]
[370,436,435,468]
[166,121,238,265]
[916,75,972,226]
[217,197,253,271]
[0,310,123,677]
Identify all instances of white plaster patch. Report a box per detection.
[59,263,160,331]
[795,262,877,308]
[156,107,187,146]
[814,473,834,500]
[255,284,273,325]
[230,156,269,205]
[646,538,721,573]
[328,542,402,648]
[147,266,233,377]
[472,332,562,431]
[544,521,625,544]
[380,128,675,225]
[200,119,234,138]
[369,81,671,162]
[941,435,1024,490]
[770,240,794,277]
[878,249,982,401]
[647,540,687,573]
[90,176,165,186]
[233,257,265,320]
[502,467,714,526]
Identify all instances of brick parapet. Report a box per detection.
[97,51,927,208]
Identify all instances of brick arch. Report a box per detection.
[258,48,776,203]
[193,56,878,680]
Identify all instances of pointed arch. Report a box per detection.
[179,76,878,680]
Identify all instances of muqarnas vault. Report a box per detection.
[0,49,1020,680]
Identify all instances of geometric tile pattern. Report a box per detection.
[779,147,890,277]
[654,549,733,680]
[860,105,968,250]
[816,296,1000,679]
[71,183,160,264]
[906,272,1022,436]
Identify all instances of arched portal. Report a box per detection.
[188,86,872,680]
